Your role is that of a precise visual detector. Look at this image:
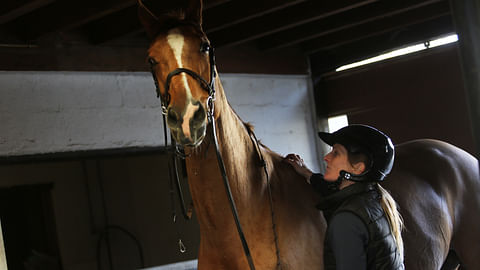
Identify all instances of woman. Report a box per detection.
[285,124,404,270]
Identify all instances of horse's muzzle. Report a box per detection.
[167,104,207,147]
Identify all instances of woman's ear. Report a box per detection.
[353,162,366,174]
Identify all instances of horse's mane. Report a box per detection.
[227,101,270,151]
[243,121,255,136]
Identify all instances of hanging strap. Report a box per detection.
[208,111,256,270]
[163,113,192,253]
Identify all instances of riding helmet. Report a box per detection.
[318,124,395,182]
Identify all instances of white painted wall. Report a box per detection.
[221,74,321,171]
[0,71,321,171]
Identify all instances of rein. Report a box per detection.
[148,42,281,270]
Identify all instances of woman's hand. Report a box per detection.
[284,153,313,182]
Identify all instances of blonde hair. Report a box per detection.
[377,184,404,258]
[347,152,404,258]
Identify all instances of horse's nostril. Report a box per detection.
[167,109,180,125]
[193,106,206,123]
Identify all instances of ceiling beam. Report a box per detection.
[203,0,306,32]
[0,0,54,24]
[84,0,231,45]
[301,1,450,54]
[207,0,377,48]
[5,0,135,41]
[0,45,149,71]
[1,0,32,15]
[85,7,142,45]
[204,0,232,9]
[258,0,447,51]
[309,15,454,75]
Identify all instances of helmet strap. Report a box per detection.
[339,169,370,182]
[327,170,371,192]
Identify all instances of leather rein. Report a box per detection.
[147,42,281,270]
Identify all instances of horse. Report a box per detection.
[385,139,480,269]
[137,1,480,269]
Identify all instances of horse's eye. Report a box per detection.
[148,57,157,66]
[200,42,210,53]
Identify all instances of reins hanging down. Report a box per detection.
[163,111,191,253]
[206,104,256,270]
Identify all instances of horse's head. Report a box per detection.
[139,0,214,147]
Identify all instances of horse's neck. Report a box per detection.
[185,77,265,232]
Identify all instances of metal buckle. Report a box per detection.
[207,95,215,118]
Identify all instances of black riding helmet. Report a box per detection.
[318,124,394,182]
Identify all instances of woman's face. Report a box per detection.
[323,144,360,182]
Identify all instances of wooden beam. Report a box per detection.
[4,0,135,40]
[450,0,480,158]
[301,1,450,54]
[0,42,307,74]
[84,0,232,45]
[85,7,141,45]
[258,0,446,51]
[207,0,377,48]
[308,15,454,75]
[204,0,232,9]
[203,0,306,33]
[0,146,168,165]
[0,45,150,71]
[0,0,54,24]
[1,0,31,15]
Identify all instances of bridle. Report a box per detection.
[148,35,216,116]
[146,27,282,270]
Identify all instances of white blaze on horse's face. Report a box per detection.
[153,27,209,147]
[167,29,192,104]
[167,29,195,138]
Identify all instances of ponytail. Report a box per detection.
[377,184,404,258]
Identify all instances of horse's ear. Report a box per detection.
[185,0,203,26]
[137,0,161,38]
[138,0,202,38]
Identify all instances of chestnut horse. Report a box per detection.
[138,1,480,269]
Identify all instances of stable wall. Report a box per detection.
[0,72,320,170]
[0,72,320,270]
[315,44,475,155]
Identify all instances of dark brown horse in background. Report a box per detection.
[138,1,480,269]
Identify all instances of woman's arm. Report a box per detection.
[284,154,336,195]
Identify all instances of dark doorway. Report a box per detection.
[0,184,62,270]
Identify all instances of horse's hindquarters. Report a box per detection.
[386,139,480,269]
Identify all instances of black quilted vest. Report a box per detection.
[316,182,404,270]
